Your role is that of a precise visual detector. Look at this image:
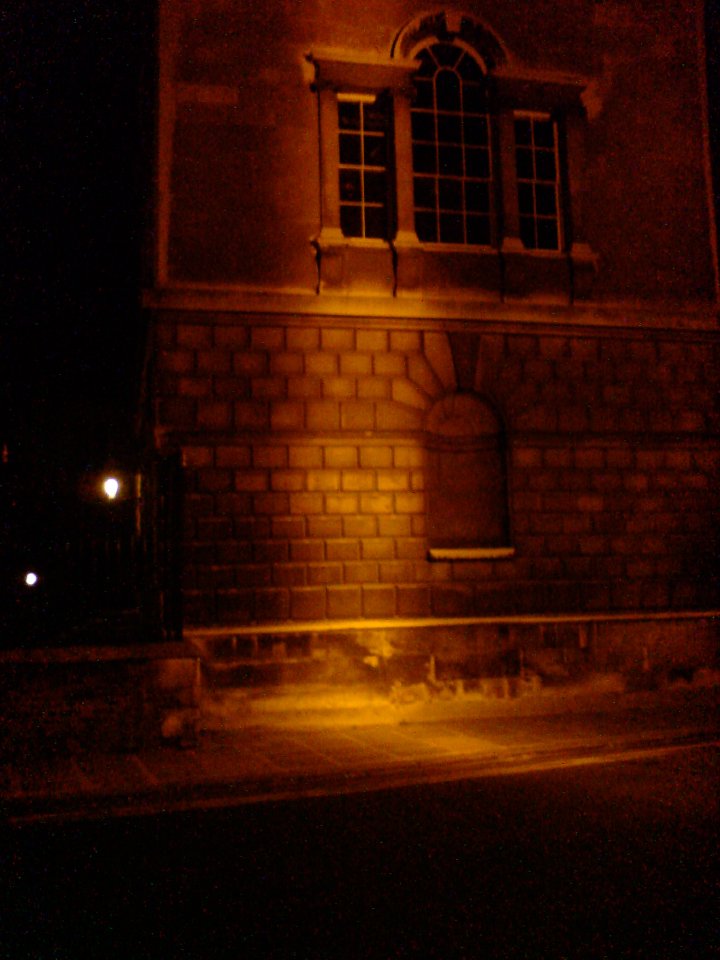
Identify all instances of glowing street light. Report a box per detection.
[103,476,120,500]
[24,571,39,587]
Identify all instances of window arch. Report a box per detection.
[410,42,494,246]
[425,394,513,559]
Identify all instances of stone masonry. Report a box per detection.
[152,313,720,626]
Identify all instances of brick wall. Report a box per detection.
[151,312,720,625]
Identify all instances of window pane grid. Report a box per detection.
[515,116,561,251]
[411,44,493,246]
[338,98,389,239]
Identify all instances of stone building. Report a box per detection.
[143,0,719,679]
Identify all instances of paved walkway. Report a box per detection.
[2,681,718,824]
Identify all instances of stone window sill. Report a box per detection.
[428,546,516,561]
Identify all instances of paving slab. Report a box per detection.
[2,682,718,825]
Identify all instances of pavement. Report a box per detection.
[2,675,718,825]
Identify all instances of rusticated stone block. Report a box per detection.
[307,516,343,538]
[251,326,284,351]
[344,561,379,583]
[197,401,231,430]
[254,588,290,622]
[252,376,287,400]
[270,401,304,430]
[216,589,254,623]
[306,400,340,430]
[326,539,360,561]
[291,587,326,620]
[273,564,307,586]
[234,401,269,431]
[327,585,362,619]
[431,585,474,617]
[343,516,377,538]
[159,397,196,427]
[340,401,375,430]
[214,324,249,349]
[362,585,396,617]
[321,328,354,351]
[233,353,268,376]
[397,585,430,616]
[341,470,374,491]
[290,539,325,562]
[177,324,212,349]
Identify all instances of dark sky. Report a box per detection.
[5,1,154,478]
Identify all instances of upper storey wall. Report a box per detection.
[156,0,716,310]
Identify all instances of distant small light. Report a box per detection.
[103,477,120,500]
[25,572,39,587]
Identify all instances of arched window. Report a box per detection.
[411,43,494,246]
[426,394,513,559]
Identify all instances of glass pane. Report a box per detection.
[515,147,533,180]
[434,43,461,67]
[411,112,435,142]
[413,176,436,209]
[338,101,360,130]
[364,133,386,167]
[438,144,462,175]
[439,212,464,243]
[339,133,361,165]
[464,115,488,146]
[436,70,461,111]
[466,180,490,213]
[536,218,559,250]
[339,169,361,201]
[466,215,491,246]
[414,79,433,110]
[364,171,387,204]
[517,182,534,215]
[533,119,555,148]
[465,147,489,178]
[437,113,462,144]
[340,205,362,237]
[535,183,557,216]
[364,101,386,132]
[535,150,557,182]
[462,82,487,115]
[415,210,437,242]
[457,53,484,82]
[413,142,436,173]
[514,118,532,146]
[519,216,536,249]
[438,178,462,211]
[364,205,387,239]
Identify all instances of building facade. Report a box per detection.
[144,0,720,675]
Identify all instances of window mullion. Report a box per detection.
[498,109,523,253]
[317,85,344,242]
[392,91,419,244]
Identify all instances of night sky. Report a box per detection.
[5,2,154,482]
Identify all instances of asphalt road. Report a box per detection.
[3,745,718,960]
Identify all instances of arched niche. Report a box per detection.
[425,393,513,558]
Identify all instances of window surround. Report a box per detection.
[309,39,597,301]
[310,55,419,250]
